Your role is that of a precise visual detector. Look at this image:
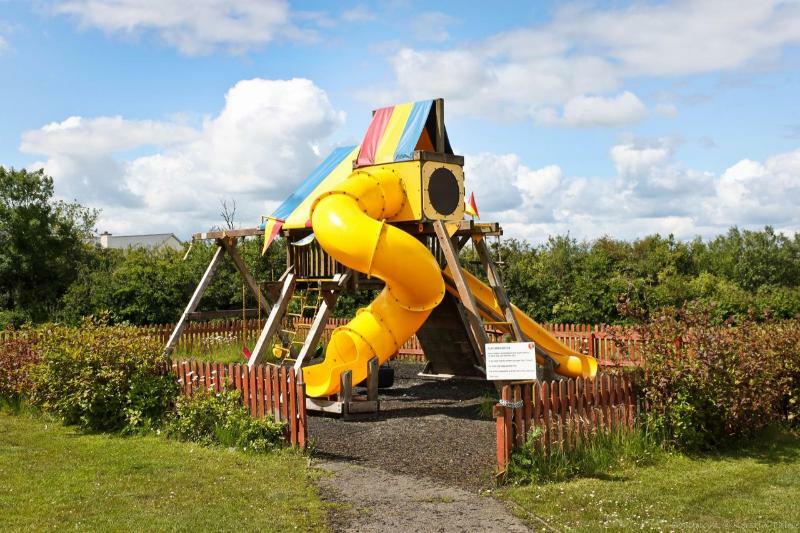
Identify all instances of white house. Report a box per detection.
[95,231,184,252]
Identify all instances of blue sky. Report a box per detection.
[1,0,799,242]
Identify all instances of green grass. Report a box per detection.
[501,428,800,531]
[0,412,327,532]
[175,342,251,364]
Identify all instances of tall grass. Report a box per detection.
[507,426,663,484]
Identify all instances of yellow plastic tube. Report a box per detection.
[302,169,445,397]
[443,267,598,379]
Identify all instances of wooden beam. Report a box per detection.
[219,237,272,313]
[474,237,524,341]
[164,245,225,356]
[187,308,260,321]
[192,227,264,240]
[247,272,296,368]
[433,220,489,360]
[293,270,352,371]
[434,98,445,153]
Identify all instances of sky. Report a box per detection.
[1,0,799,243]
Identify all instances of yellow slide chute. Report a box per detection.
[302,169,445,397]
[443,266,597,379]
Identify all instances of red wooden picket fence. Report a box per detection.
[171,359,307,449]
[495,375,638,477]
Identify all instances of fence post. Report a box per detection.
[495,384,513,481]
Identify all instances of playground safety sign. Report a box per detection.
[485,342,537,381]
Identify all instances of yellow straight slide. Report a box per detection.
[443,267,598,379]
[303,168,445,397]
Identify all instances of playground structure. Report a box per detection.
[166,98,597,415]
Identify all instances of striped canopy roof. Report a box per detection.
[265,99,452,232]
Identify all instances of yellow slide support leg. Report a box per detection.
[302,169,445,397]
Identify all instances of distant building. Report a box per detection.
[95,231,184,252]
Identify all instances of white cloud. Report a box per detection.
[341,5,375,23]
[538,91,646,127]
[464,142,800,243]
[21,78,345,236]
[410,12,458,43]
[381,0,800,125]
[53,0,296,54]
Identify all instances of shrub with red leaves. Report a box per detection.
[625,304,800,450]
[0,332,40,399]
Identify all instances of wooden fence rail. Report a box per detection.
[495,375,638,478]
[171,360,307,449]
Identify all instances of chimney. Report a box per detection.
[100,231,111,248]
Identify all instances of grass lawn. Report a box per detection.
[0,412,327,532]
[502,429,800,531]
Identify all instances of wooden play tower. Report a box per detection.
[165,99,557,415]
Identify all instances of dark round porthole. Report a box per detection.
[427,167,460,216]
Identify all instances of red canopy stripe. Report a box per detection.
[356,106,393,167]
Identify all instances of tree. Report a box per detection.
[0,167,97,323]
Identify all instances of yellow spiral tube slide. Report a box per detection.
[302,169,446,397]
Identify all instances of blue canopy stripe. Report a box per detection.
[393,100,433,162]
[270,145,357,221]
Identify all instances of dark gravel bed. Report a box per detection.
[308,362,498,491]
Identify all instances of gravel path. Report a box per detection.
[308,362,531,531]
[316,460,529,533]
[308,362,498,490]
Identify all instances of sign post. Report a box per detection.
[485,342,537,381]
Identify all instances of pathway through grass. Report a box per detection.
[0,413,326,531]
[502,429,800,531]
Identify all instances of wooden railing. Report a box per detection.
[495,375,638,477]
[171,359,307,448]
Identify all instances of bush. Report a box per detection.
[0,332,40,400]
[29,319,177,432]
[507,426,661,484]
[167,389,285,452]
[632,304,800,450]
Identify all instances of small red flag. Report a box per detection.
[465,191,479,218]
[242,346,251,360]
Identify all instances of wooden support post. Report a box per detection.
[164,245,225,356]
[367,357,379,403]
[433,220,489,362]
[293,270,352,371]
[474,237,524,341]
[220,237,272,313]
[248,272,296,368]
[340,370,352,418]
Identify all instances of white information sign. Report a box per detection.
[485,342,537,381]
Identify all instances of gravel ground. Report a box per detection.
[316,460,529,533]
[308,362,499,490]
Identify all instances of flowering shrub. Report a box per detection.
[168,389,285,452]
[29,319,177,432]
[200,331,238,351]
[0,332,40,399]
[630,304,800,450]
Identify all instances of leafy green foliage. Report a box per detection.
[59,237,287,325]
[28,319,177,432]
[462,226,800,325]
[507,426,662,484]
[631,305,800,450]
[0,167,97,322]
[168,389,285,452]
